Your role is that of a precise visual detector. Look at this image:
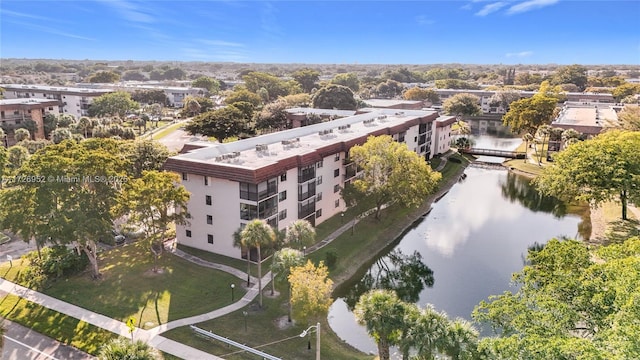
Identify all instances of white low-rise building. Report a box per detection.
[164,108,455,259]
[0,84,112,118]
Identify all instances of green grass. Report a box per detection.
[148,121,184,140]
[0,293,121,355]
[602,201,640,244]
[163,293,372,360]
[503,159,545,176]
[177,245,274,279]
[0,242,246,330]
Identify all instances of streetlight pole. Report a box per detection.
[230,283,235,302]
[303,246,306,256]
[299,323,321,360]
[243,311,248,332]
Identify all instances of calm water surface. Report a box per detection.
[328,166,584,355]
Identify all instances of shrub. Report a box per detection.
[18,246,88,289]
[325,249,338,269]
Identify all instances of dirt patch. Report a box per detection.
[142,268,165,277]
[588,205,607,245]
[274,315,295,330]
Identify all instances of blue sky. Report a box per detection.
[1,0,639,64]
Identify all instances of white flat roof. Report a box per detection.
[0,84,112,94]
[0,98,60,106]
[173,108,438,170]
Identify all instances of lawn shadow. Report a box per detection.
[606,219,640,244]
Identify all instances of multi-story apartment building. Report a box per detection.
[0,84,112,118]
[551,101,622,137]
[0,98,60,145]
[164,108,455,259]
[78,83,205,108]
[434,89,616,114]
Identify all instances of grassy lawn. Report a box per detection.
[177,245,274,280]
[503,159,545,176]
[0,293,120,355]
[602,201,639,243]
[0,242,246,330]
[163,291,372,360]
[147,121,184,140]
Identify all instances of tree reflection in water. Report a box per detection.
[500,172,567,218]
[344,249,434,309]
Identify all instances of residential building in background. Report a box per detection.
[0,98,59,145]
[0,84,112,118]
[78,82,205,107]
[551,101,622,137]
[164,108,454,259]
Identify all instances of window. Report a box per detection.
[186,230,192,237]
[204,176,209,186]
[316,176,322,185]
[206,215,213,225]
[316,160,323,168]
[335,199,340,208]
[334,153,340,161]
[182,172,188,181]
[240,203,257,220]
[334,184,340,193]
[317,192,322,201]
[279,209,287,220]
[279,191,287,202]
[280,173,287,181]
[207,234,214,244]
[205,195,212,205]
[316,209,322,218]
[334,169,340,178]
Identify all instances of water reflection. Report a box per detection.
[500,172,567,218]
[342,249,434,309]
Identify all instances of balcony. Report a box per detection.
[343,167,357,180]
[298,202,316,218]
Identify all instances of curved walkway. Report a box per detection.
[0,150,462,359]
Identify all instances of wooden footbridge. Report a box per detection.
[460,148,526,159]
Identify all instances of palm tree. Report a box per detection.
[354,289,406,360]
[241,219,276,308]
[77,117,91,138]
[233,226,251,287]
[284,219,316,250]
[561,128,581,149]
[442,318,479,360]
[522,133,533,163]
[271,247,304,321]
[536,124,551,164]
[98,338,160,360]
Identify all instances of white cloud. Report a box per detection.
[506,51,534,57]
[199,39,245,48]
[475,2,508,16]
[507,0,560,15]
[460,4,473,10]
[5,19,95,41]
[98,0,155,23]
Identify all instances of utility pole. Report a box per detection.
[315,322,321,360]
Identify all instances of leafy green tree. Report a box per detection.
[331,72,360,92]
[131,90,168,105]
[375,79,404,98]
[292,68,320,93]
[617,104,640,130]
[6,145,29,173]
[185,106,249,142]
[312,84,357,110]
[88,91,140,118]
[43,113,58,138]
[550,64,588,91]
[77,117,92,138]
[242,71,290,99]
[253,99,289,131]
[192,76,220,93]
[473,237,640,360]
[224,89,262,107]
[98,338,160,360]
[535,130,640,220]
[489,90,521,111]
[443,93,482,117]
[14,128,30,142]
[87,71,120,83]
[122,70,148,81]
[116,171,190,272]
[354,289,405,360]
[241,219,276,308]
[350,135,441,219]
[271,247,304,321]
[612,83,640,101]
[124,140,171,178]
[502,82,559,134]
[0,145,6,187]
[435,79,480,90]
[515,72,543,86]
[402,87,440,103]
[289,260,333,324]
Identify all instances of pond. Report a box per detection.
[327,165,587,356]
